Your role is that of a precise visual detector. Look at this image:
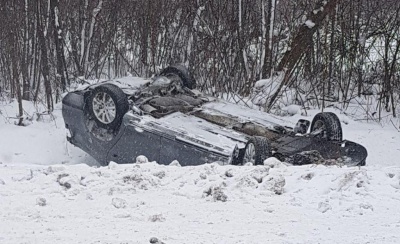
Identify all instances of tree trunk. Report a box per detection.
[84,0,103,78]
[261,0,274,78]
[237,0,250,81]
[37,0,53,112]
[267,0,340,110]
[50,0,67,92]
[22,0,31,101]
[187,4,204,73]
[79,0,89,76]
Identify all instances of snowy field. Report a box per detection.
[1,100,400,243]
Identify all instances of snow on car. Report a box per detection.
[62,65,367,166]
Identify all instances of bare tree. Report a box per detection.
[1,0,400,121]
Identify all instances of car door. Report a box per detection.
[107,119,161,164]
[159,137,209,166]
[159,135,232,166]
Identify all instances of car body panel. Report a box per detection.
[271,136,367,166]
[106,111,243,165]
[62,75,368,166]
[201,101,293,129]
[62,92,235,165]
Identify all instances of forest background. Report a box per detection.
[1,0,399,125]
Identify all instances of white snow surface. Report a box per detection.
[1,99,400,243]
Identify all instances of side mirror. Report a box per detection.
[294,119,310,134]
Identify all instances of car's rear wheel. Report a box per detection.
[160,64,196,89]
[87,84,129,130]
[242,136,270,165]
[310,112,342,141]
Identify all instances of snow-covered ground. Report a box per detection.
[1,100,400,243]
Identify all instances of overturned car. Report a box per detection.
[62,65,367,167]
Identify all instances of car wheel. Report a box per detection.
[242,136,270,165]
[87,84,129,130]
[310,112,342,141]
[358,158,366,166]
[160,64,196,89]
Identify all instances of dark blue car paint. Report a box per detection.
[62,91,231,166]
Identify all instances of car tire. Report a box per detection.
[242,136,270,165]
[87,84,129,130]
[358,158,366,166]
[310,112,342,141]
[160,64,196,89]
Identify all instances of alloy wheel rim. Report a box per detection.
[243,143,256,164]
[92,92,116,124]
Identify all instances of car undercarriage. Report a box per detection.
[62,65,367,167]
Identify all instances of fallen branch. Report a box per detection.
[390,119,400,132]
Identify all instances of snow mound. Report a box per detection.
[1,163,400,243]
[281,104,301,115]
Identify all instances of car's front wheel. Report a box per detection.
[87,84,129,130]
[242,136,270,165]
[310,112,342,141]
